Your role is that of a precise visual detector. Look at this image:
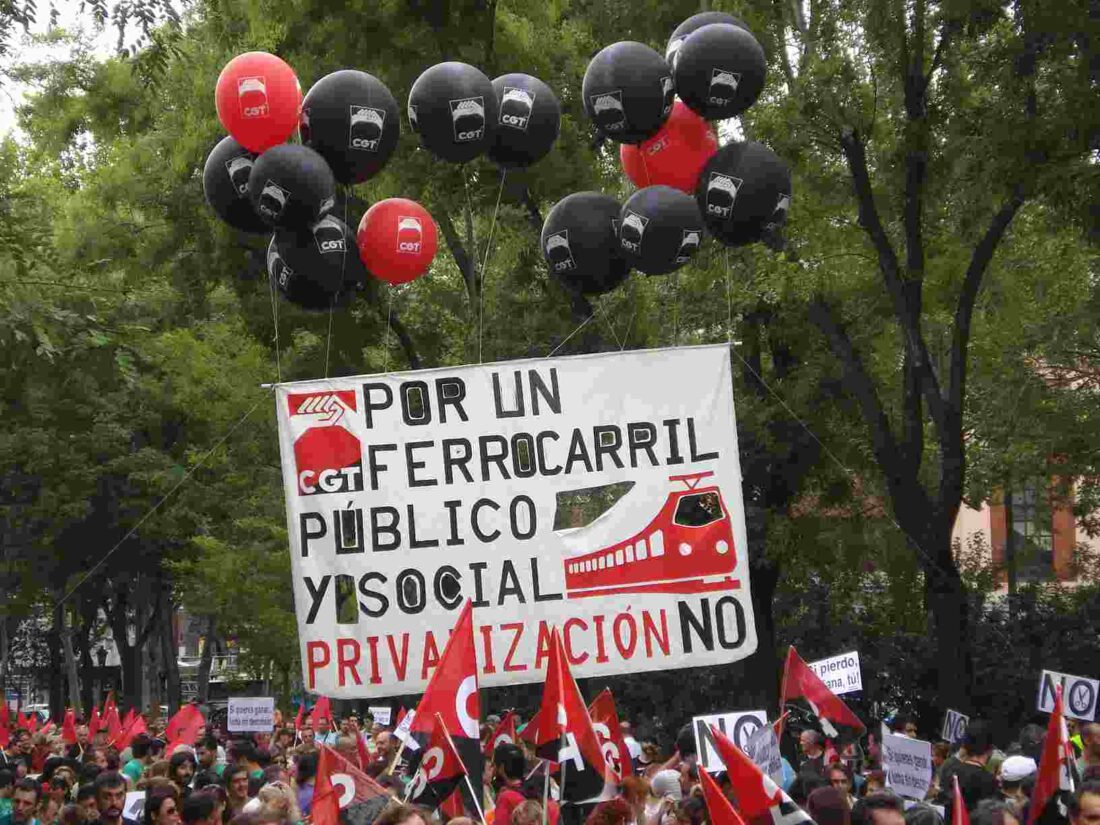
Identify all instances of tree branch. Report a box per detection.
[435,205,477,302]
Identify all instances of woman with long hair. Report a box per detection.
[143,785,182,825]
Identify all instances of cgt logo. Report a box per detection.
[450,97,486,142]
[708,69,741,107]
[349,105,386,151]
[646,135,671,156]
[224,155,254,195]
[312,215,346,255]
[268,245,293,289]
[238,76,270,119]
[500,86,534,131]
[590,91,625,131]
[544,230,576,272]
[705,172,743,219]
[396,216,423,254]
[620,211,649,253]
[676,229,702,263]
[259,180,290,219]
[288,391,363,496]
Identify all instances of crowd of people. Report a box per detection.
[0,708,1094,825]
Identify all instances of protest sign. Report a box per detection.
[124,793,145,821]
[881,731,932,800]
[807,650,862,695]
[692,710,768,772]
[941,709,969,744]
[276,346,756,697]
[393,708,419,751]
[227,697,275,732]
[368,706,392,725]
[1037,669,1098,721]
[743,721,784,783]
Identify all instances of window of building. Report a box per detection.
[1009,481,1053,581]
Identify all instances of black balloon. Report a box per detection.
[618,185,705,276]
[202,136,268,234]
[267,226,358,311]
[582,42,674,144]
[275,213,366,293]
[301,69,400,184]
[541,192,631,295]
[665,11,747,69]
[696,141,791,246]
[248,144,336,229]
[487,73,561,167]
[408,62,497,163]
[674,23,767,120]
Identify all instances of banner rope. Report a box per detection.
[267,266,282,383]
[56,388,273,607]
[477,167,507,364]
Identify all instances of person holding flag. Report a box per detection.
[1028,688,1079,825]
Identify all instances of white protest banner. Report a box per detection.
[368,706,392,725]
[941,709,969,744]
[393,709,419,751]
[692,710,768,772]
[743,722,783,783]
[276,346,756,697]
[881,731,932,800]
[808,650,862,695]
[1037,670,1098,721]
[228,697,276,732]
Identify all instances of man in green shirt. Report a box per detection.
[122,734,154,784]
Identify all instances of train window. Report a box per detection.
[553,482,635,530]
[650,530,663,557]
[674,492,723,527]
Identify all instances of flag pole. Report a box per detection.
[541,761,550,825]
[463,772,488,825]
[385,738,408,776]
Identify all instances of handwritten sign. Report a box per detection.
[227,697,275,733]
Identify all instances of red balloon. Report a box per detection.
[357,198,438,285]
[619,100,719,194]
[215,52,302,153]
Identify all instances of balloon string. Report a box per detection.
[267,268,282,383]
[382,287,394,373]
[325,299,334,378]
[325,187,350,379]
[477,167,507,364]
[724,246,733,344]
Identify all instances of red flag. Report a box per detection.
[1027,687,1076,825]
[588,689,633,778]
[710,724,812,825]
[16,712,30,731]
[294,704,304,733]
[0,704,9,749]
[701,766,749,825]
[314,742,390,825]
[952,776,969,825]
[440,789,466,820]
[40,720,55,736]
[519,707,543,745]
[356,731,371,772]
[88,707,102,737]
[111,710,146,750]
[311,696,333,733]
[62,709,78,745]
[531,629,616,804]
[409,714,469,808]
[26,712,39,734]
[780,647,865,738]
[824,738,839,765]
[483,711,518,757]
[165,704,204,746]
[103,702,122,744]
[394,707,407,730]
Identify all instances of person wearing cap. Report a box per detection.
[647,769,682,825]
[998,755,1037,820]
[620,721,642,766]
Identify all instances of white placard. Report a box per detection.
[743,722,783,783]
[1037,669,1098,721]
[692,710,768,772]
[881,731,932,800]
[808,650,862,695]
[124,792,145,821]
[941,709,969,743]
[393,708,419,751]
[368,706,392,725]
[276,346,756,697]
[227,697,276,732]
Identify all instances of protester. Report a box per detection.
[195,787,227,825]
[293,754,315,819]
[942,722,999,814]
[852,793,906,825]
[491,744,528,825]
[7,777,43,825]
[223,768,250,820]
[807,787,851,825]
[253,783,298,825]
[1070,782,1100,825]
[996,755,1035,819]
[971,800,1019,825]
[827,762,857,808]
[180,796,217,825]
[799,731,827,777]
[587,799,634,825]
[169,753,196,798]
[512,800,545,825]
[124,738,155,786]
[93,773,128,825]
[620,776,650,825]
[142,787,181,825]
[1080,725,1100,778]
[620,722,642,766]
[373,804,428,825]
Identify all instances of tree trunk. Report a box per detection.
[46,607,65,721]
[196,615,216,702]
[920,531,972,710]
[60,607,81,711]
[159,593,181,715]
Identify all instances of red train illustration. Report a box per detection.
[562,472,739,599]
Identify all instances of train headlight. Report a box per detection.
[716,540,729,555]
[679,542,692,556]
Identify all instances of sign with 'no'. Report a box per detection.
[1037,669,1099,721]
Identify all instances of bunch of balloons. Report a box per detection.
[542,12,792,294]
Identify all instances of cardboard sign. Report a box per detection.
[743,721,783,783]
[1037,669,1099,721]
[276,346,756,697]
[941,709,969,744]
[808,650,862,695]
[368,706,392,725]
[227,697,276,732]
[692,710,768,772]
[881,731,932,800]
[124,792,145,821]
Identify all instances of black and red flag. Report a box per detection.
[1027,687,1078,825]
[408,713,472,810]
[779,647,865,740]
[711,724,813,825]
[952,776,969,825]
[700,766,750,825]
[313,744,389,825]
[483,711,518,757]
[408,601,482,813]
[530,628,617,804]
[588,688,633,779]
